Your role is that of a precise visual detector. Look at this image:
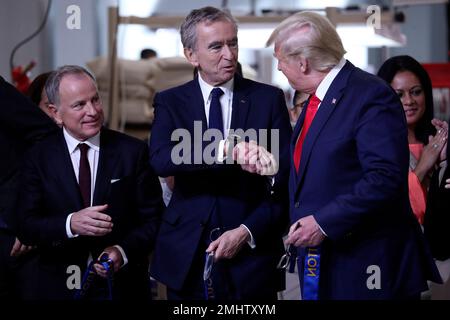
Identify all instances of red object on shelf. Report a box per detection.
[422,63,450,88]
[11,61,36,93]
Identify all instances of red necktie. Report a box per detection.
[293,94,321,173]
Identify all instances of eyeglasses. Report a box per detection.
[203,228,222,281]
[277,244,295,270]
[203,228,223,300]
[277,222,301,270]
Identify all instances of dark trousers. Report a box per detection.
[167,240,239,300]
[167,244,278,300]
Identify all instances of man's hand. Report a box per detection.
[10,238,35,257]
[70,204,113,236]
[206,225,250,260]
[233,140,279,175]
[93,246,123,278]
[285,215,326,247]
[254,145,279,176]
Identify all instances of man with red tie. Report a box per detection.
[267,12,441,299]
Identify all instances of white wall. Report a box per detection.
[0,0,447,85]
[389,4,448,63]
[0,0,100,82]
[0,0,51,81]
[49,0,99,69]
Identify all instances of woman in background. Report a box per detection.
[26,72,53,119]
[378,55,447,225]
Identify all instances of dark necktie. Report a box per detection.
[78,143,91,208]
[293,94,321,173]
[208,88,224,135]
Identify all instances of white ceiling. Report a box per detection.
[119,0,392,17]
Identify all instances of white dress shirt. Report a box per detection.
[314,57,347,107]
[198,73,234,139]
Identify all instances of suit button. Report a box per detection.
[294,202,300,208]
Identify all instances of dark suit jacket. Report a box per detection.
[149,74,292,298]
[424,149,450,261]
[0,76,58,234]
[289,61,441,299]
[18,128,164,299]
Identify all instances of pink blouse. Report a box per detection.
[408,144,427,225]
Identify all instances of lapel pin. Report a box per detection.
[240,99,246,103]
[332,98,337,104]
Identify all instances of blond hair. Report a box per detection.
[266,11,346,72]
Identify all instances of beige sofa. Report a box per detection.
[86,56,194,125]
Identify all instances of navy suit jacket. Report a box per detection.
[149,75,292,297]
[290,61,441,299]
[18,128,164,299]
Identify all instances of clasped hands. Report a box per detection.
[225,139,278,175]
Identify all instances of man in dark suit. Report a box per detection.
[266,12,441,299]
[424,120,450,261]
[0,76,58,298]
[149,7,292,299]
[18,66,164,300]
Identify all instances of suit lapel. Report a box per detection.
[188,78,208,133]
[230,75,251,131]
[291,100,307,182]
[93,128,119,206]
[295,61,353,193]
[51,131,84,210]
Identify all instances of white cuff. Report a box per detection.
[217,139,227,162]
[66,213,79,238]
[240,224,256,249]
[317,223,328,237]
[113,245,128,268]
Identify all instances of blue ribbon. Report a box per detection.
[203,252,215,300]
[74,254,113,300]
[302,247,321,300]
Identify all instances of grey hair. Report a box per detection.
[45,65,96,106]
[180,6,238,50]
[266,11,346,72]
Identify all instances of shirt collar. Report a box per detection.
[63,127,101,154]
[197,73,234,104]
[315,57,347,101]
